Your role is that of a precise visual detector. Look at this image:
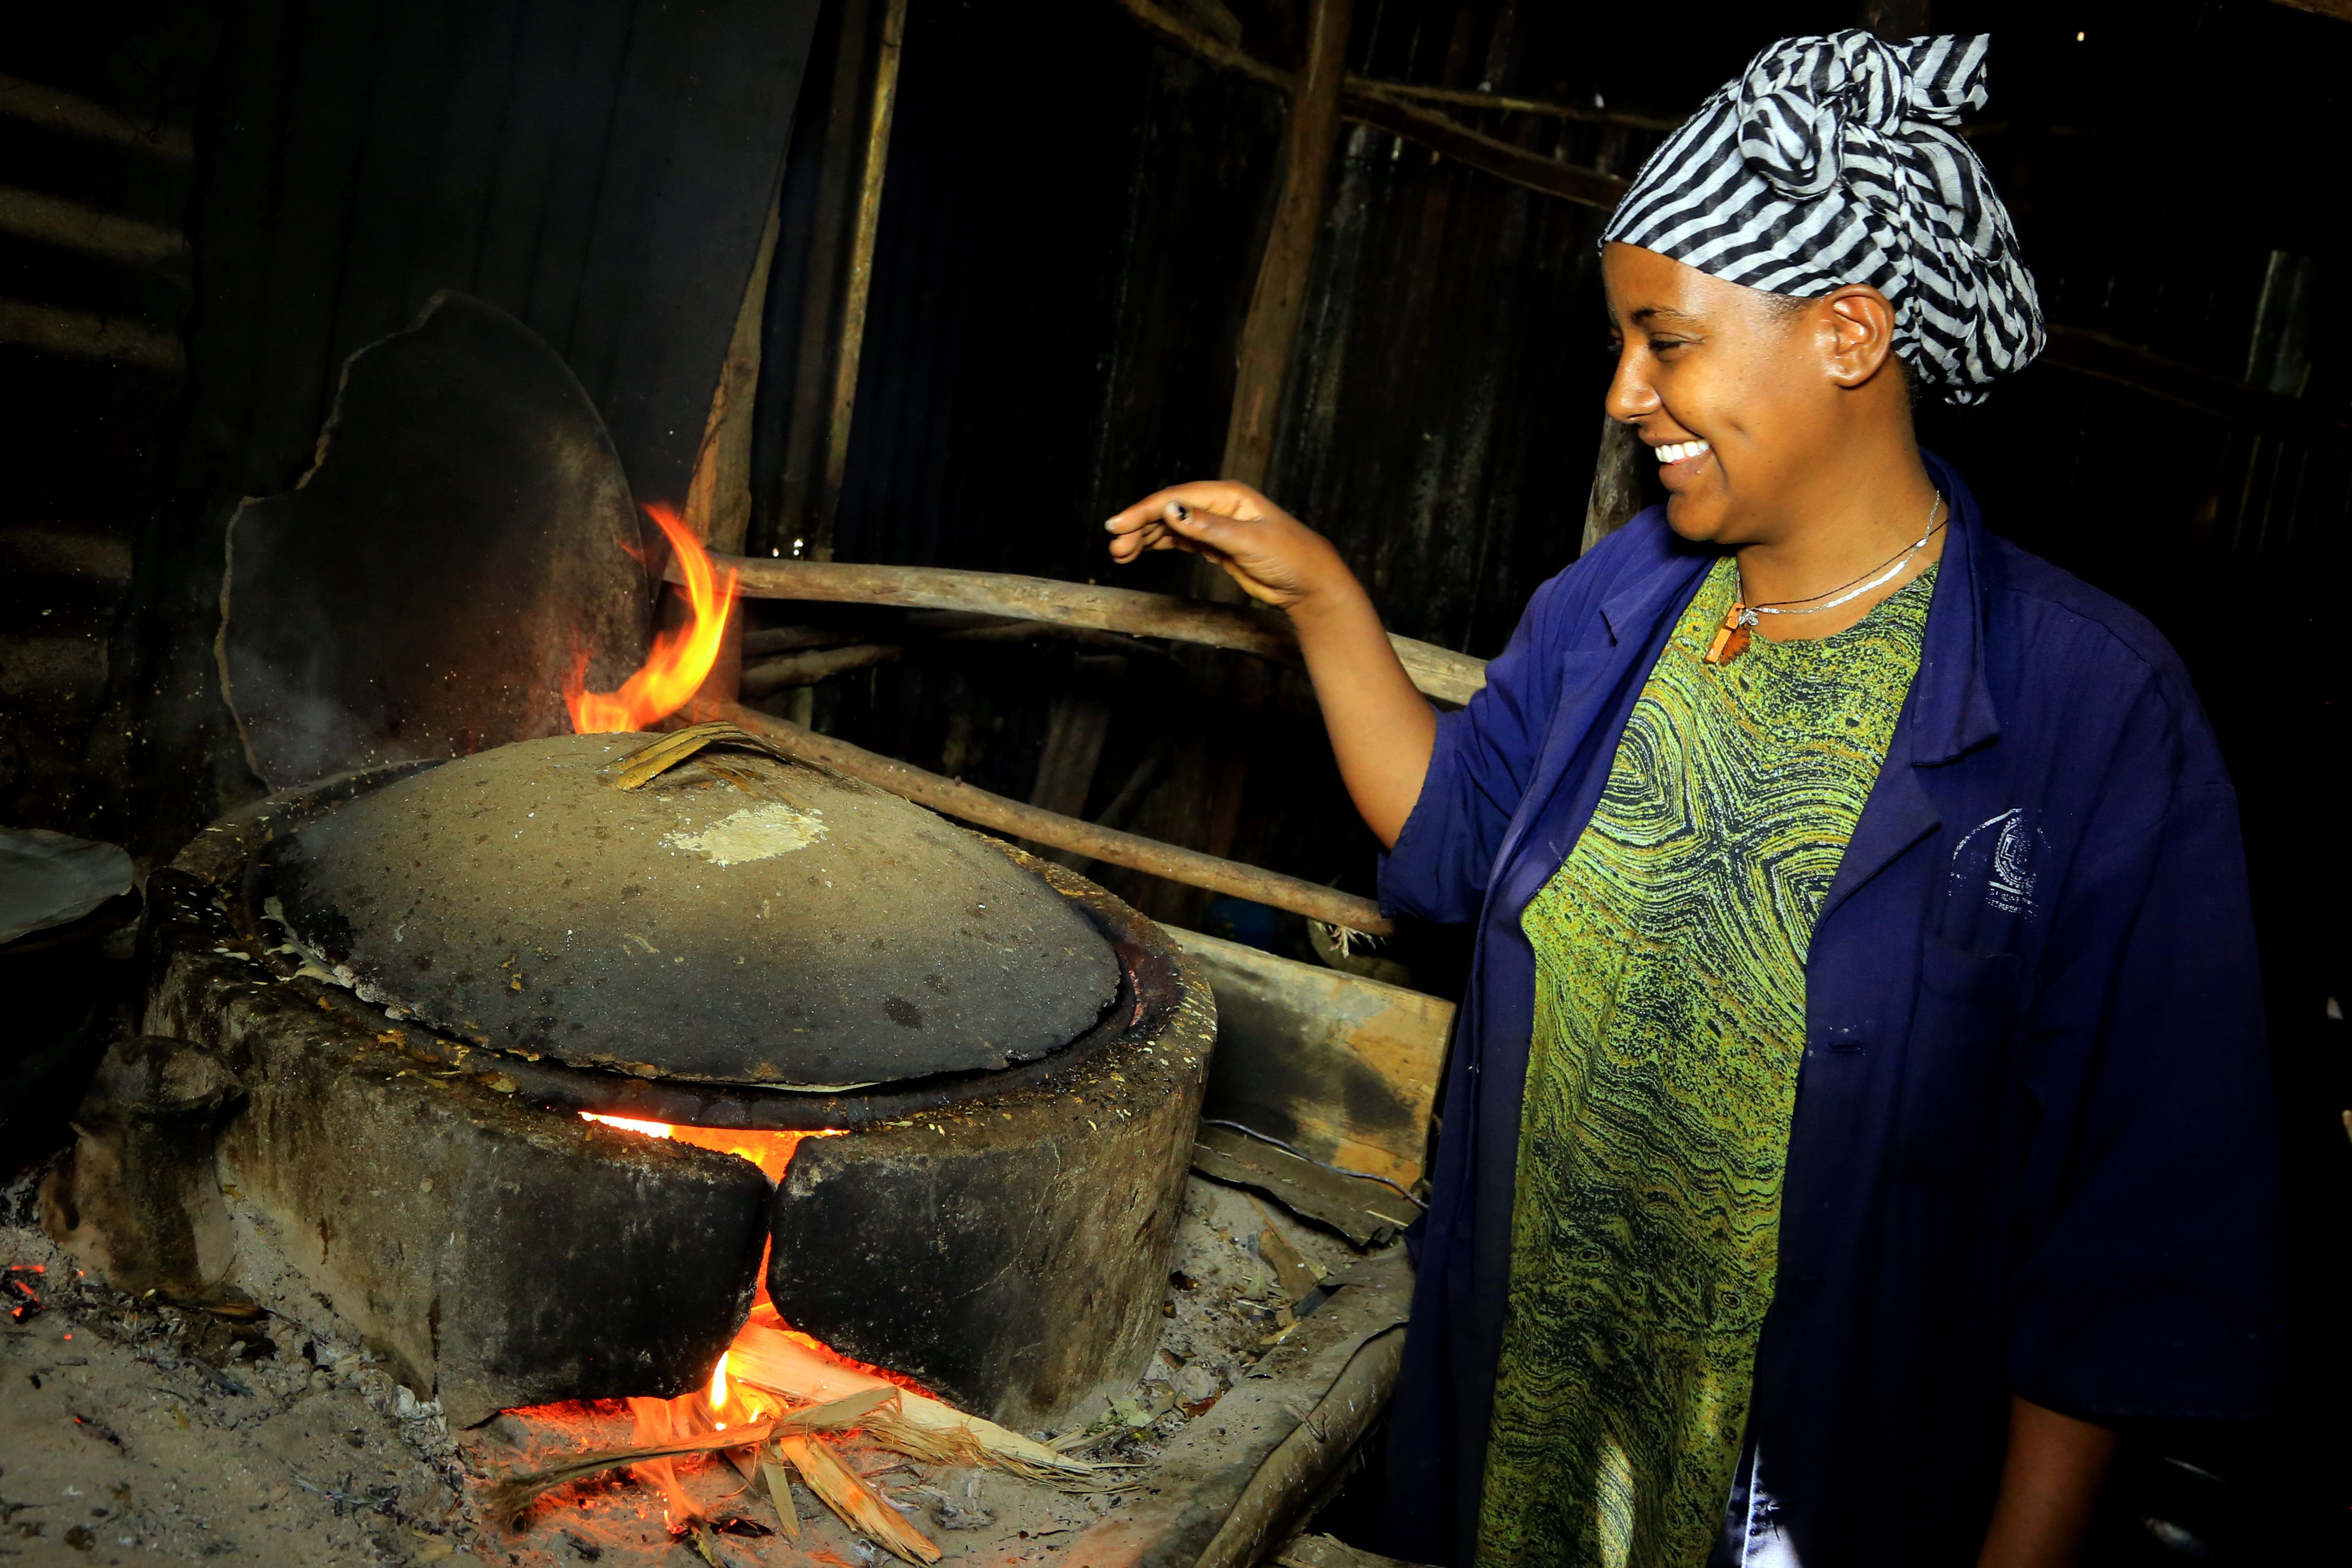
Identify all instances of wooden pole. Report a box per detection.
[1107,1,1631,209]
[684,553,1491,704]
[685,194,781,558]
[1580,416,1648,555]
[814,0,909,560]
[707,701,1396,935]
[1218,0,1354,491]
[776,0,876,557]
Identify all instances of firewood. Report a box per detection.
[762,1452,801,1539]
[483,1385,900,1520]
[724,1322,1098,1481]
[773,1433,941,1565]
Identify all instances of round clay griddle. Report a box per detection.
[253,732,1122,1087]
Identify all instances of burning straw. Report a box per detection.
[483,1386,896,1522]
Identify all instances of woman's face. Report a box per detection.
[1599,242,1869,545]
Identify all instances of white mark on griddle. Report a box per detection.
[662,801,829,867]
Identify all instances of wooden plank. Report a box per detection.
[707,701,1396,934]
[694,554,1490,704]
[1220,0,1353,488]
[1163,924,1449,1191]
[1189,1127,1414,1249]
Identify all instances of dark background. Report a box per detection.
[2,1,2343,1560]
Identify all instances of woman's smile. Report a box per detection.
[1650,434,1715,494]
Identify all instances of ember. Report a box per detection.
[565,503,739,733]
[578,1111,840,1184]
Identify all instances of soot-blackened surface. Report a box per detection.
[259,733,1120,1086]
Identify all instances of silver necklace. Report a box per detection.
[1702,492,1943,667]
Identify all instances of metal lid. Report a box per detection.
[256,732,1122,1087]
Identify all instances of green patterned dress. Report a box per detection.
[1477,556,1936,1568]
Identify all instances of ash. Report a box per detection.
[0,1169,1387,1566]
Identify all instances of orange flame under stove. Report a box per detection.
[554,1114,886,1526]
[565,503,738,734]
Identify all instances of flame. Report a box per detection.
[577,1112,841,1185]
[580,1112,671,1138]
[565,503,738,733]
[520,1114,872,1526]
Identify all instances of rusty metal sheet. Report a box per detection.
[255,733,1121,1087]
[218,292,649,790]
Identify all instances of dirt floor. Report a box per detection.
[1,1168,1379,1567]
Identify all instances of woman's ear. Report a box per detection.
[1820,284,1899,389]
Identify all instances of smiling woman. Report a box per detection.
[1105,26,2279,1568]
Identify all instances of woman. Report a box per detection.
[1105,31,2279,1568]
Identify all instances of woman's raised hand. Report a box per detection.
[1103,482,1345,611]
[1103,481,1436,848]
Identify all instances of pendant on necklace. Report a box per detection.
[1704,603,1752,666]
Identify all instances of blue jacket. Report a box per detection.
[1377,455,2282,1567]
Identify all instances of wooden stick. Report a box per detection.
[0,298,184,372]
[689,555,1488,705]
[708,702,1396,935]
[776,0,875,552]
[2038,324,2349,439]
[1221,0,1354,488]
[1105,0,1629,209]
[1352,78,1680,131]
[740,642,904,696]
[0,72,195,159]
[481,1386,900,1519]
[1581,414,1649,555]
[1341,90,1629,210]
[818,0,909,555]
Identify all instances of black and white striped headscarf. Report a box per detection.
[1602,31,2043,404]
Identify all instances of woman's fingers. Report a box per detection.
[1105,515,1221,563]
[1104,480,1325,608]
[1103,481,1276,536]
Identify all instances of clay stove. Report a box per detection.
[94,723,1213,1429]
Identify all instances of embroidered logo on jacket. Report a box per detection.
[1952,808,2042,917]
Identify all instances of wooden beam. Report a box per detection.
[817,0,909,557]
[0,72,193,160]
[1112,0,1289,90]
[0,297,183,372]
[707,700,1396,934]
[1220,0,1354,489]
[776,0,876,556]
[2270,0,2352,22]
[1351,79,1678,132]
[692,553,1490,703]
[1342,90,1628,209]
[1108,0,1628,209]
[2038,324,2349,440]
[0,184,187,269]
